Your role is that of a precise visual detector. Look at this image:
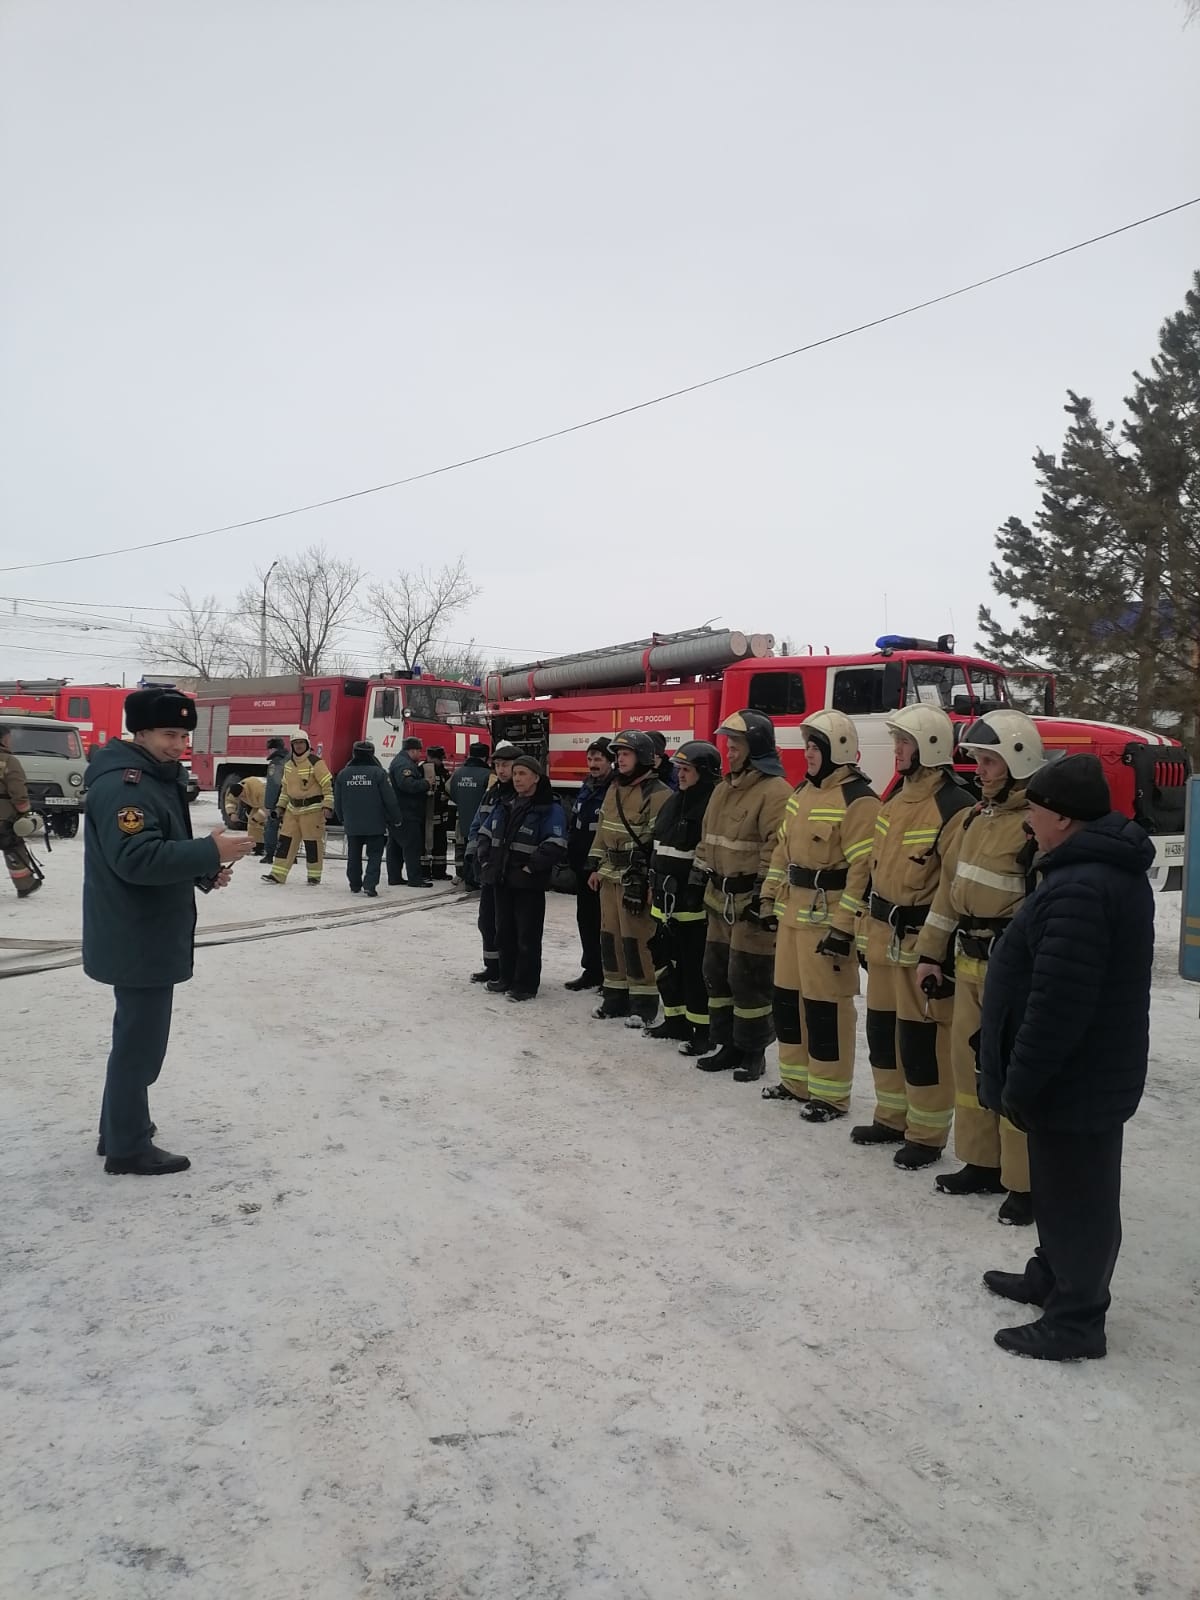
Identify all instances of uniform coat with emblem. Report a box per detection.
[83,727,220,1163]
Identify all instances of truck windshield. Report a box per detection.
[904,662,970,709]
[9,726,83,759]
[407,685,484,721]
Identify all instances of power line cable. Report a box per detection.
[3,195,1196,578]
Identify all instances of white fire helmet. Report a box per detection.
[883,704,956,768]
[289,728,311,750]
[956,709,1045,781]
[801,710,858,766]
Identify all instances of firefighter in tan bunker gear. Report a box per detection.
[587,730,672,1024]
[692,710,792,1082]
[226,776,268,851]
[265,732,333,886]
[853,703,974,1169]
[0,725,41,899]
[762,711,878,1117]
[914,709,1044,1226]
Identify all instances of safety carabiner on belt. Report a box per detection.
[887,903,904,965]
[723,889,736,926]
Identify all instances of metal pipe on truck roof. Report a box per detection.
[486,629,773,699]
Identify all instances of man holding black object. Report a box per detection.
[84,687,253,1176]
[979,753,1154,1360]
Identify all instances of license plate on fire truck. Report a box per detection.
[40,796,76,807]
[1162,839,1184,859]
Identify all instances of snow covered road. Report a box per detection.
[2,809,1198,1599]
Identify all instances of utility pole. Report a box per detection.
[259,560,279,677]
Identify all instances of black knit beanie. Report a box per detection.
[1026,754,1110,821]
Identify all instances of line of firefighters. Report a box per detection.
[468,704,1052,1227]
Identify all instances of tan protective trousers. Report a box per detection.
[272,805,326,883]
[865,959,955,1149]
[772,922,859,1107]
[951,965,1030,1192]
[599,880,659,1016]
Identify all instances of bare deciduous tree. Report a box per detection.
[237,545,364,677]
[138,589,255,679]
[371,558,480,674]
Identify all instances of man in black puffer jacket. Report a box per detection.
[978,754,1154,1362]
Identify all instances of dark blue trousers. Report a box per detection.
[99,986,175,1159]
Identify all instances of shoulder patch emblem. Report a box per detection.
[122,768,142,784]
[117,807,145,835]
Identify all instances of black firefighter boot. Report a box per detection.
[695,1042,743,1073]
[592,988,631,1020]
[936,1163,1004,1196]
[894,1140,943,1171]
[646,1014,691,1042]
[850,1121,906,1146]
[470,965,498,985]
[732,1051,766,1083]
[679,1025,711,1057]
[564,972,602,992]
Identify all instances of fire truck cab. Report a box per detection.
[189,671,487,815]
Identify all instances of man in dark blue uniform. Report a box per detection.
[563,737,613,991]
[84,688,253,1175]
[386,736,433,887]
[261,736,287,865]
[334,740,401,896]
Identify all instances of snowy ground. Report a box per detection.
[2,801,1199,1599]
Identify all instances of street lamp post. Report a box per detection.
[259,560,279,677]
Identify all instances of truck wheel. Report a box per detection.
[52,813,80,839]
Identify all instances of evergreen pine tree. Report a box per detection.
[979,272,1200,750]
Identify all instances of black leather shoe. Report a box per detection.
[894,1140,942,1170]
[364,887,378,898]
[97,1121,156,1158]
[105,1144,190,1176]
[507,990,536,1003]
[983,1269,1043,1306]
[998,1190,1035,1226]
[850,1121,906,1146]
[936,1163,1004,1195]
[564,973,602,992]
[470,969,497,984]
[486,980,511,994]
[995,1320,1105,1361]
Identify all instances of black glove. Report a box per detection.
[920,968,955,1002]
[743,894,778,932]
[688,865,709,890]
[815,928,853,961]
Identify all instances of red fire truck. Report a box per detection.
[187,670,488,811]
[0,679,133,749]
[484,627,1190,890]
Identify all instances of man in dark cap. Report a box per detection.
[564,737,614,991]
[978,754,1154,1360]
[387,735,433,888]
[449,741,492,889]
[334,740,401,896]
[84,687,254,1175]
[260,735,288,866]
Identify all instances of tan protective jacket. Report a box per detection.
[862,768,972,965]
[588,774,671,885]
[280,755,333,813]
[695,768,791,918]
[915,786,1033,966]
[0,752,30,824]
[764,767,879,936]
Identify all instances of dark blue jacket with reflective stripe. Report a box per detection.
[477,777,567,891]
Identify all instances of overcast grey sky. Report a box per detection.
[2,0,1198,685]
